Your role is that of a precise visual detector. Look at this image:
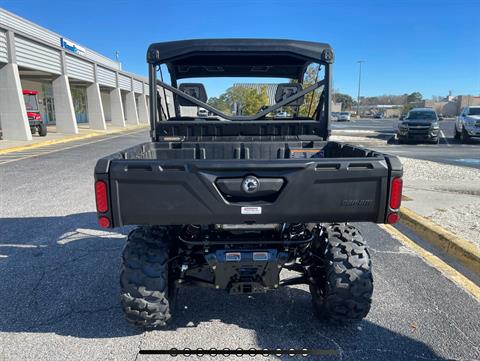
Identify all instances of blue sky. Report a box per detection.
[1,0,479,99]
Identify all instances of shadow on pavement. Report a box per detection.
[0,213,446,360]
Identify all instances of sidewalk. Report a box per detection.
[400,157,480,248]
[0,122,148,154]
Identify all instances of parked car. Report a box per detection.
[94,39,403,328]
[23,90,47,136]
[373,113,384,119]
[337,111,351,121]
[397,107,440,144]
[454,106,480,143]
[197,108,209,117]
[274,111,290,118]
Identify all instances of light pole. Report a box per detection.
[356,60,365,117]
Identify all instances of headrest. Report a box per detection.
[178,83,207,106]
[275,83,304,106]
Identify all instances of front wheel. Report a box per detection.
[460,128,471,143]
[454,126,461,140]
[120,226,174,328]
[309,224,373,323]
[37,123,47,137]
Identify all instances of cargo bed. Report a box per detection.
[95,140,402,227]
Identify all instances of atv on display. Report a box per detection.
[94,39,403,328]
[23,90,47,136]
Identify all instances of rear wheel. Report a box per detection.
[37,123,47,137]
[120,226,174,328]
[309,223,373,323]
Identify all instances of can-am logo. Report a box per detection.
[341,199,373,207]
[242,176,259,194]
[60,38,85,56]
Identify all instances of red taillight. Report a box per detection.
[95,180,108,213]
[389,177,403,210]
[98,216,111,228]
[387,213,400,224]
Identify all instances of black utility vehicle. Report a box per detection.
[94,39,403,328]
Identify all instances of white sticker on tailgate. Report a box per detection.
[241,206,262,215]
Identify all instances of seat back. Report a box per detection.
[178,83,207,106]
[275,83,304,106]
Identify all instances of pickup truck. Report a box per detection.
[94,39,403,328]
[455,105,480,143]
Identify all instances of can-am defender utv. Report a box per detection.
[94,39,403,328]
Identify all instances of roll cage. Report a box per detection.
[147,39,334,141]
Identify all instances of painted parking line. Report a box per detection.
[380,224,480,300]
[440,130,451,146]
[455,158,480,165]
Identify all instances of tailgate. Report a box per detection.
[102,158,393,226]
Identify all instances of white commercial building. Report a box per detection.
[0,8,159,140]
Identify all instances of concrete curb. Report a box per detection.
[0,124,148,155]
[400,207,480,276]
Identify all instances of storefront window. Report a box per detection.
[71,87,88,123]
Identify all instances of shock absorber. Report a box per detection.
[179,224,202,243]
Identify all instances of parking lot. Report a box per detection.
[332,118,480,169]
[1,129,479,361]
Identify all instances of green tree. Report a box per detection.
[334,93,354,111]
[209,85,269,116]
[402,103,416,115]
[297,64,321,116]
[228,85,269,115]
[207,93,231,113]
[407,92,423,103]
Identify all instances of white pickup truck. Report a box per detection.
[455,105,480,143]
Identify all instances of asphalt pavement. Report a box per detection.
[0,130,479,361]
[332,118,480,169]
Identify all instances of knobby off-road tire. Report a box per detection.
[310,223,373,323]
[120,226,173,328]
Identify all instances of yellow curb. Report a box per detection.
[380,224,480,300]
[399,206,480,277]
[0,124,148,155]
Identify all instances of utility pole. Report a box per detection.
[356,60,365,117]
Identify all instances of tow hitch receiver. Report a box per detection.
[205,250,289,294]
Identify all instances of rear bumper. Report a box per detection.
[97,156,402,227]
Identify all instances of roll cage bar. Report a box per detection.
[155,79,325,121]
[146,39,333,141]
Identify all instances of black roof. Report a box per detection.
[147,39,334,79]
